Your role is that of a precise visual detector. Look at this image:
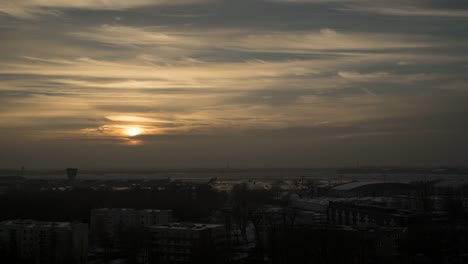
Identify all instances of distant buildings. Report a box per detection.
[90,208,172,249]
[0,176,25,193]
[0,220,88,264]
[149,223,227,264]
[327,200,422,227]
[330,182,416,197]
[432,178,468,195]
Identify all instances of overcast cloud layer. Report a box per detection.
[0,0,467,168]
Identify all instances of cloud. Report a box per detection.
[342,5,468,17]
[105,115,172,123]
[0,56,340,90]
[267,0,468,17]
[1,0,467,167]
[0,0,206,19]
[70,25,435,54]
[336,71,442,84]
[70,25,195,47]
[338,71,390,81]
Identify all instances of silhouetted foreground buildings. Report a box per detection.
[328,200,420,227]
[91,208,172,250]
[1,168,468,263]
[0,220,88,264]
[149,223,227,264]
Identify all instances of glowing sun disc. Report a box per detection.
[124,127,143,137]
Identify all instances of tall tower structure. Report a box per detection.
[66,168,78,181]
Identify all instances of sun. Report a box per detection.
[124,126,143,137]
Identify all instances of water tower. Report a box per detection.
[66,168,78,181]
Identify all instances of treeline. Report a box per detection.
[0,181,226,223]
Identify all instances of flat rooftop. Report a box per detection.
[0,220,77,228]
[151,223,223,231]
[92,208,170,213]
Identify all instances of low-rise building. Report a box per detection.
[0,220,88,264]
[90,208,172,249]
[149,223,227,264]
[267,224,407,264]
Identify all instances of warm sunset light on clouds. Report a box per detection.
[124,127,143,137]
[0,0,467,168]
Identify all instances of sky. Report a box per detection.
[0,0,467,169]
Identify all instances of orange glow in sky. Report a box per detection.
[123,126,143,137]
